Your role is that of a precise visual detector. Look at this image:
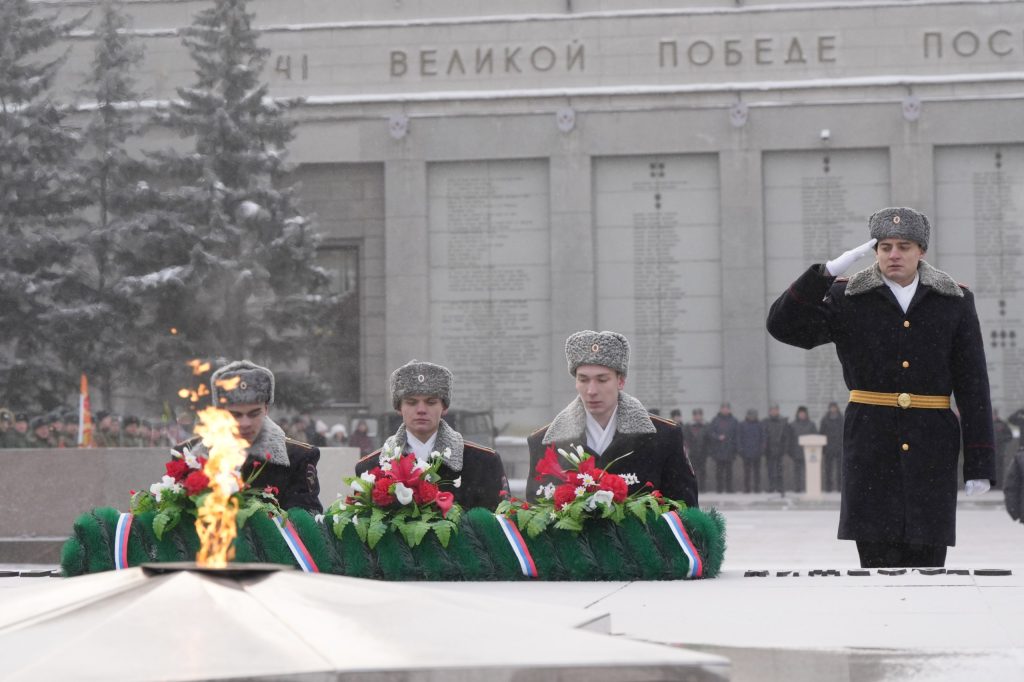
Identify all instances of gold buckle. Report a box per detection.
[897,392,912,409]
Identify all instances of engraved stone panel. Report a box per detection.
[428,160,551,431]
[593,155,721,415]
[764,149,890,418]
[935,145,1024,414]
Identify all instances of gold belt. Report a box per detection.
[849,390,950,410]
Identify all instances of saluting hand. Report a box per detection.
[825,238,877,276]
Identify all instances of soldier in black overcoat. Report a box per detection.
[767,207,995,567]
[526,330,698,507]
[355,360,509,510]
[175,361,322,513]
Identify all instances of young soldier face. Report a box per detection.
[399,394,447,442]
[876,238,924,287]
[226,402,268,444]
[575,364,625,426]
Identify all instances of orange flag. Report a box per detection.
[79,373,94,447]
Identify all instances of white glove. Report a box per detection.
[965,479,991,496]
[825,238,877,276]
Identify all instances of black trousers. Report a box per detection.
[715,459,733,493]
[856,541,948,568]
[766,455,784,493]
[742,458,761,493]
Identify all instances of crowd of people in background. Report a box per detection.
[666,401,1022,495]
[0,405,381,455]
[5,400,1022,496]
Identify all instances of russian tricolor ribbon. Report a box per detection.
[273,517,319,573]
[661,510,703,579]
[113,513,133,570]
[495,514,538,578]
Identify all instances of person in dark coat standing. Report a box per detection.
[788,406,816,492]
[527,330,698,507]
[176,361,323,513]
[1004,449,1024,524]
[708,402,739,493]
[992,409,1013,488]
[767,207,995,568]
[819,401,845,492]
[762,404,789,494]
[737,409,765,493]
[357,360,510,510]
[683,408,710,492]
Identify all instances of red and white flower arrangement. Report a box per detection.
[325,441,461,549]
[497,444,685,537]
[129,446,283,539]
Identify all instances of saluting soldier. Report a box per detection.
[767,207,995,568]
[356,360,510,510]
[526,331,699,507]
[175,360,322,513]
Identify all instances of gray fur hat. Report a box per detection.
[869,207,930,251]
[565,330,630,376]
[390,360,453,409]
[211,360,275,406]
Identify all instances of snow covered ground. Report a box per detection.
[3,501,1021,681]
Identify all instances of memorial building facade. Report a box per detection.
[54,0,1024,432]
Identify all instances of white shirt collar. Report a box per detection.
[585,406,618,456]
[405,430,438,460]
[881,271,919,313]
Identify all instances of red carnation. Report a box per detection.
[263,486,280,497]
[599,473,629,503]
[534,446,568,482]
[414,480,439,505]
[435,491,455,518]
[652,489,663,500]
[165,459,189,481]
[183,470,210,495]
[553,484,578,511]
[372,478,396,506]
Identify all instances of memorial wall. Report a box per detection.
[935,145,1024,415]
[593,155,722,414]
[427,160,552,429]
[764,150,891,417]
[47,0,1024,428]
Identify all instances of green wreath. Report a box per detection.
[60,506,726,580]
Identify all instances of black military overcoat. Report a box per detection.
[767,263,995,546]
[526,415,699,508]
[356,442,508,511]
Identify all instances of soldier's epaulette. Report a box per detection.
[649,414,676,427]
[285,437,315,451]
[173,435,202,452]
[958,282,970,290]
[465,441,496,454]
[358,448,382,464]
[529,423,552,438]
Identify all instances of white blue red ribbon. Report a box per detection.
[114,513,133,570]
[661,510,703,579]
[495,514,538,578]
[273,517,319,573]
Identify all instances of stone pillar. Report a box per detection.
[799,434,827,499]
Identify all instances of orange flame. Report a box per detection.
[193,406,249,568]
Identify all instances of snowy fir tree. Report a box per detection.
[64,0,149,411]
[0,0,90,410]
[123,0,332,407]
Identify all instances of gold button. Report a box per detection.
[902,443,910,451]
[902,361,910,368]
[897,393,912,408]
[903,320,911,328]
